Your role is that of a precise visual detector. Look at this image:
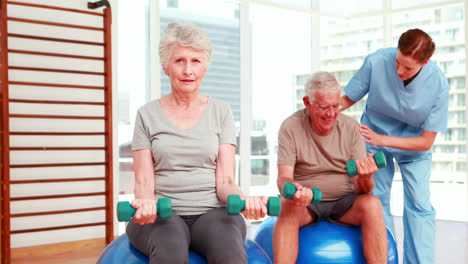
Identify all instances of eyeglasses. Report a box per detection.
[313,103,340,112]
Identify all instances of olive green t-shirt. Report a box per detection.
[277,109,366,201]
[132,97,236,215]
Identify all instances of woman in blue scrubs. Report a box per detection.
[340,28,449,264]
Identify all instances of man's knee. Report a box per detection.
[276,199,313,226]
[356,194,384,218]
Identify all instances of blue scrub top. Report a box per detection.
[344,48,449,156]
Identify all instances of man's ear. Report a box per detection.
[303,96,310,109]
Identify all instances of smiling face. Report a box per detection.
[163,43,208,94]
[304,89,340,136]
[395,49,428,81]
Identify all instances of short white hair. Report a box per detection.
[159,22,212,66]
[305,71,340,102]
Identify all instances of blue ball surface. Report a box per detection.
[97,233,272,264]
[254,217,398,264]
[96,234,207,264]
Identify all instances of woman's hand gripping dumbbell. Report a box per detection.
[346,151,387,177]
[117,198,172,224]
[227,195,281,219]
[282,182,322,206]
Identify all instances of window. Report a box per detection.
[116,0,468,224]
[459,145,466,154]
[250,3,313,195]
[458,128,466,141]
[117,0,150,195]
[457,94,465,106]
[445,28,460,42]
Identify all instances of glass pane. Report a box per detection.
[117,0,150,195]
[392,4,467,221]
[320,15,383,119]
[392,0,456,10]
[250,4,312,194]
[320,0,382,17]
[258,0,315,10]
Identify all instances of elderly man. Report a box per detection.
[273,71,387,264]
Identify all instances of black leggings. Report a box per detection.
[126,207,247,264]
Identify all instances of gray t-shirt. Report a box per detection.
[278,109,366,201]
[132,97,236,215]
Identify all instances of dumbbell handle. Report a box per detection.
[117,197,172,222]
[227,195,281,216]
[346,151,387,177]
[282,182,322,204]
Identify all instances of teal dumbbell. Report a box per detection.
[117,197,172,222]
[282,182,322,205]
[346,151,387,177]
[227,195,281,216]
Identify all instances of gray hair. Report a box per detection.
[305,71,340,102]
[159,22,212,66]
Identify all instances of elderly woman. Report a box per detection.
[126,22,267,264]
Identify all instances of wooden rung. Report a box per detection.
[8,33,104,46]
[7,17,104,31]
[9,81,105,90]
[11,222,106,234]
[9,66,105,75]
[10,147,106,151]
[10,132,106,135]
[10,162,107,168]
[9,99,105,105]
[9,114,106,119]
[7,1,104,16]
[8,49,104,61]
[11,192,106,201]
[10,177,106,184]
[11,207,106,218]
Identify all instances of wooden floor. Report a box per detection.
[12,247,105,264]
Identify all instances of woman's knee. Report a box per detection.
[127,217,190,263]
[204,238,247,264]
[148,238,189,264]
[196,207,247,237]
[405,196,435,214]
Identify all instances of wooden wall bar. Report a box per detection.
[1,1,113,263]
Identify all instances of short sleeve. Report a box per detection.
[344,55,372,102]
[219,104,236,145]
[277,121,297,167]
[350,122,367,160]
[132,110,151,151]
[423,79,449,132]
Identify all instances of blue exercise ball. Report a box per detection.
[254,217,398,264]
[245,239,272,263]
[97,233,272,264]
